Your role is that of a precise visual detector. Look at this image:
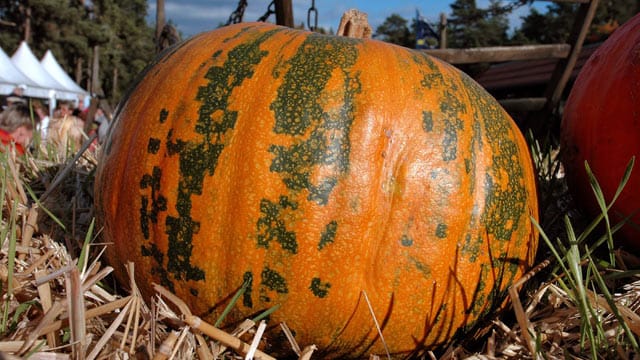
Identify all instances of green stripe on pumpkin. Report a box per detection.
[139,166,167,239]
[147,138,161,154]
[256,196,299,253]
[435,223,448,238]
[462,75,527,243]
[401,234,414,247]
[309,277,331,298]
[422,110,434,132]
[159,108,169,123]
[261,267,288,294]
[416,58,467,162]
[141,243,174,292]
[318,220,338,250]
[408,255,431,278]
[269,34,362,205]
[141,28,280,284]
[461,233,482,263]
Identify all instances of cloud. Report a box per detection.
[163,3,231,21]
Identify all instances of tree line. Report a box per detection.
[0,0,638,108]
[0,0,154,106]
[375,0,639,49]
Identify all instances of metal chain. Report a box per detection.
[257,0,276,22]
[226,0,248,25]
[307,0,318,31]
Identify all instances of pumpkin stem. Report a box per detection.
[337,9,372,39]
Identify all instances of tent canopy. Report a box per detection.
[41,50,88,96]
[11,42,78,101]
[2,42,88,102]
[0,46,51,98]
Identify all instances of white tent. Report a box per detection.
[10,41,78,101]
[0,46,51,98]
[40,50,88,97]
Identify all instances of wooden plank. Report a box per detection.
[499,97,548,112]
[275,0,294,28]
[544,0,600,109]
[423,44,571,64]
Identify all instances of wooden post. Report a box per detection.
[156,0,165,52]
[275,0,294,28]
[91,45,100,95]
[75,57,83,85]
[24,6,32,43]
[83,96,99,135]
[85,45,102,135]
[544,0,600,110]
[111,67,119,105]
[439,13,447,49]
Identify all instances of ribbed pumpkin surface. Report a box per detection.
[95,23,538,357]
[561,13,640,248]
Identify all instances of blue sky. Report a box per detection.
[147,1,548,38]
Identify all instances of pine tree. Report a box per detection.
[0,1,27,51]
[596,0,640,24]
[512,2,577,44]
[448,0,484,48]
[448,0,509,48]
[483,0,510,45]
[374,14,415,48]
[513,0,640,45]
[91,0,154,103]
[0,0,154,106]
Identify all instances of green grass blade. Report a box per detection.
[11,300,36,332]
[584,161,615,264]
[252,304,281,323]
[24,184,66,231]
[563,216,601,356]
[607,157,634,210]
[532,216,577,291]
[0,163,8,250]
[214,279,250,328]
[584,161,607,212]
[24,339,46,359]
[2,199,19,334]
[77,218,95,274]
[587,255,639,351]
[581,157,635,263]
[575,211,605,245]
[586,214,629,260]
[564,217,583,287]
[603,269,640,281]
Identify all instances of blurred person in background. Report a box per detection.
[47,101,85,155]
[2,84,28,109]
[0,103,35,154]
[32,99,51,139]
[53,100,73,118]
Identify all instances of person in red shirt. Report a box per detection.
[0,103,34,154]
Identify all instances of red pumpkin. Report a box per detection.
[561,13,640,248]
[95,22,538,357]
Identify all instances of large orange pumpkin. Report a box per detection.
[561,13,640,248]
[95,23,538,357]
